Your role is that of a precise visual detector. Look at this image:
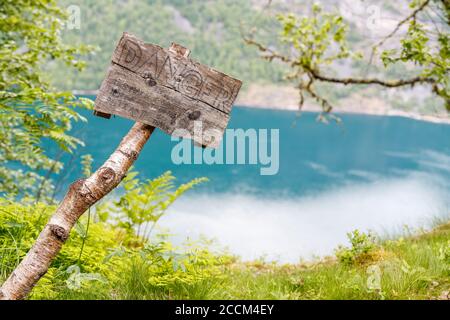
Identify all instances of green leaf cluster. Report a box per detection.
[277,5,351,72]
[381,16,449,109]
[0,171,223,299]
[0,0,94,199]
[102,170,207,243]
[335,229,379,266]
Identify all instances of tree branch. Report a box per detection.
[244,35,436,88]
[242,36,294,64]
[374,0,431,48]
[307,68,435,87]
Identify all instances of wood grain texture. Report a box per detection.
[94,32,242,147]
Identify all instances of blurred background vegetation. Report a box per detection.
[1,0,449,300]
[50,0,449,115]
[49,0,287,90]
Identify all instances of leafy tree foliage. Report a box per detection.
[245,0,449,119]
[0,0,94,199]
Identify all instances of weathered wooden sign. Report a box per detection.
[94,32,242,148]
[0,33,242,301]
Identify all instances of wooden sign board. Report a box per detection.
[94,32,242,148]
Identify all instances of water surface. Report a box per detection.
[59,101,450,261]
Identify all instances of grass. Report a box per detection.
[212,223,449,300]
[33,222,450,300]
[1,200,448,300]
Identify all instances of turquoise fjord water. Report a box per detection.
[59,100,450,262]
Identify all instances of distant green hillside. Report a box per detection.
[50,0,446,115]
[49,0,287,91]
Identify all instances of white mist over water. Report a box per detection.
[159,173,449,262]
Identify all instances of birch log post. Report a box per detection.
[0,122,154,300]
[0,34,241,300]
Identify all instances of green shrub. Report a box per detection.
[105,170,207,244]
[335,230,379,266]
[0,171,225,299]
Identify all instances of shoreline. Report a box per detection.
[73,87,450,125]
[236,103,450,125]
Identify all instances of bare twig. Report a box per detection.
[373,0,431,49]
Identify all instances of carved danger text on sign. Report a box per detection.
[94,32,242,147]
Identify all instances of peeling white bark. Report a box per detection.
[0,122,154,300]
